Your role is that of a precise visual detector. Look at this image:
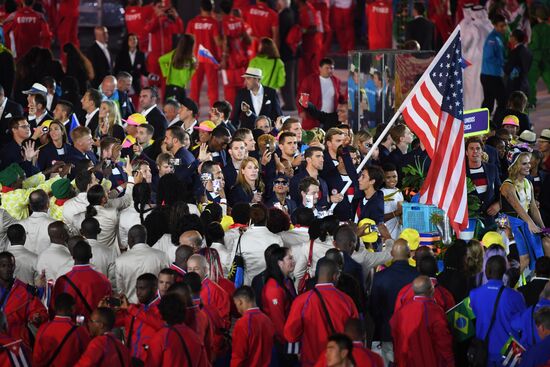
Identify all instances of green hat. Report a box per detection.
[0,163,24,187]
[51,178,72,199]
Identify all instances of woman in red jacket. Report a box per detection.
[261,246,298,364]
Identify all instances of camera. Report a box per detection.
[107,297,121,307]
[201,172,213,182]
[42,126,49,133]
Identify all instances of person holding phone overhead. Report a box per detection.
[231,67,282,130]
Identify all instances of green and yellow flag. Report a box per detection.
[446,297,476,342]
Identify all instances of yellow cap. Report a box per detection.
[220,215,234,231]
[481,231,505,248]
[124,113,147,126]
[502,115,520,127]
[41,120,53,128]
[358,218,379,243]
[194,120,216,132]
[399,228,420,250]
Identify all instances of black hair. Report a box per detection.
[72,240,93,263]
[85,185,105,218]
[363,165,385,190]
[200,0,213,12]
[29,189,49,212]
[486,255,507,280]
[535,256,550,277]
[418,255,438,277]
[319,58,335,67]
[80,217,101,237]
[200,203,223,228]
[266,208,291,234]
[327,334,355,364]
[137,273,158,286]
[95,307,116,330]
[133,183,153,224]
[382,162,398,173]
[157,174,187,206]
[211,125,231,139]
[0,252,14,263]
[213,100,232,118]
[128,224,148,245]
[309,215,340,242]
[491,13,506,24]
[204,222,225,247]
[292,207,315,226]
[54,293,76,315]
[86,88,102,108]
[182,272,202,294]
[413,2,425,14]
[265,246,294,299]
[231,203,251,225]
[7,224,25,245]
[233,285,256,302]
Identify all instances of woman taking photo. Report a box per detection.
[228,157,265,207]
[248,37,285,90]
[501,150,548,271]
[262,246,297,364]
[159,34,196,102]
[96,100,125,142]
[37,120,71,171]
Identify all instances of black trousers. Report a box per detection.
[480,74,506,117]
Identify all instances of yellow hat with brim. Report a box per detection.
[358,218,379,243]
[399,228,420,250]
[481,231,505,249]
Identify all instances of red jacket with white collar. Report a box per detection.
[297,72,343,129]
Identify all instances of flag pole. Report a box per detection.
[330,26,462,214]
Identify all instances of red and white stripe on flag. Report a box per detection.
[401,26,468,232]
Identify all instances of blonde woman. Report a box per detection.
[353,130,379,161]
[501,150,548,271]
[228,157,265,207]
[97,100,125,142]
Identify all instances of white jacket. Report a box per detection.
[36,243,74,281]
[88,239,117,290]
[62,192,88,234]
[293,236,335,288]
[229,225,283,286]
[9,244,38,285]
[88,184,133,256]
[0,209,18,251]
[152,234,178,263]
[280,227,310,251]
[20,211,56,254]
[351,239,394,280]
[118,205,152,250]
[115,243,170,303]
[210,241,232,276]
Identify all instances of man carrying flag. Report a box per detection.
[187,0,222,107]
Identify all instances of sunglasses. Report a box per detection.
[274,180,288,186]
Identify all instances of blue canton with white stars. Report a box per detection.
[430,33,464,119]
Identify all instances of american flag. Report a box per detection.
[401,27,468,232]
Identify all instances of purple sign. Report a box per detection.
[463,108,490,138]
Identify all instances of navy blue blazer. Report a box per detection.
[66,145,99,166]
[289,168,329,210]
[37,142,71,171]
[370,260,419,341]
[173,147,197,185]
[228,184,255,207]
[353,190,385,224]
[231,85,282,130]
[222,160,239,190]
[324,148,360,221]
[266,196,298,216]
[0,141,40,177]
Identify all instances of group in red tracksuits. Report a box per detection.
[231,307,275,367]
[0,332,31,366]
[330,0,355,54]
[56,0,79,50]
[125,2,155,52]
[221,12,249,106]
[187,12,222,107]
[284,283,359,366]
[314,340,385,367]
[33,315,90,367]
[262,277,296,344]
[185,301,215,362]
[52,264,112,320]
[2,5,52,59]
[75,331,131,367]
[244,1,278,56]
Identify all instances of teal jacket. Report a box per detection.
[248,55,286,89]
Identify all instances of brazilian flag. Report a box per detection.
[446,297,476,342]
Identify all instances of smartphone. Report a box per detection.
[300,93,310,105]
[241,101,250,111]
[76,315,85,325]
[300,144,309,155]
[201,172,213,182]
[169,158,181,166]
[305,194,314,209]
[42,126,49,133]
[212,179,221,193]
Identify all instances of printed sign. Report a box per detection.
[463,108,490,138]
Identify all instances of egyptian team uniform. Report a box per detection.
[284,283,359,366]
[75,332,131,366]
[52,264,112,320]
[428,0,452,43]
[221,14,249,106]
[56,0,79,51]
[244,3,278,56]
[311,0,331,55]
[144,13,184,87]
[2,6,52,59]
[187,14,221,107]
[366,1,393,50]
[124,4,154,52]
[115,296,163,362]
[330,0,354,53]
[394,278,456,312]
[146,324,210,366]
[231,307,275,367]
[33,316,91,367]
[1,278,48,347]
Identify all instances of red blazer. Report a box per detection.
[394,278,455,312]
[231,308,275,367]
[314,341,384,367]
[197,297,228,357]
[185,304,215,362]
[75,332,131,367]
[390,296,455,367]
[33,316,90,367]
[262,278,293,343]
[297,73,343,129]
[145,324,210,367]
[3,279,48,347]
[53,265,112,319]
[115,297,163,362]
[284,283,359,366]
[201,278,230,328]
